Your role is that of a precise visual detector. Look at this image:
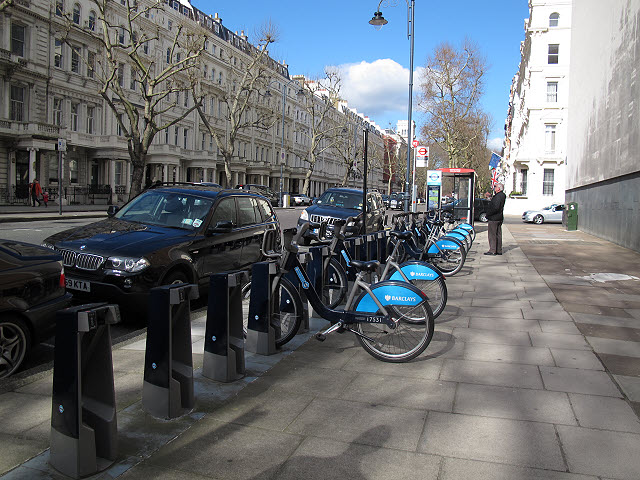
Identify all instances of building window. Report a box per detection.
[165,128,169,143]
[71,103,79,131]
[183,129,188,149]
[54,39,63,68]
[87,51,95,78]
[69,159,78,183]
[167,20,172,31]
[73,3,80,24]
[547,81,558,102]
[143,40,149,54]
[166,48,171,64]
[549,12,559,27]
[545,124,557,153]
[53,98,63,126]
[115,161,123,185]
[55,0,63,16]
[11,24,25,57]
[174,126,179,145]
[88,11,96,31]
[71,45,80,73]
[10,85,25,121]
[520,169,528,195]
[118,62,124,87]
[118,27,125,45]
[543,169,554,195]
[116,113,124,136]
[130,69,136,90]
[548,44,559,64]
[87,106,94,133]
[201,133,206,150]
[184,93,188,107]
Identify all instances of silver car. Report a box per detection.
[522,204,564,224]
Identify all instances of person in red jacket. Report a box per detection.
[29,179,42,207]
[485,182,506,255]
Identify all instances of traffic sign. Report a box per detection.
[416,146,429,157]
[412,140,419,148]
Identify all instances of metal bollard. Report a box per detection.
[355,236,367,261]
[367,233,378,261]
[142,283,199,419]
[376,230,388,262]
[246,261,278,355]
[284,251,311,333]
[202,271,247,382]
[50,303,120,479]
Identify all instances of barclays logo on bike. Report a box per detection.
[384,294,417,303]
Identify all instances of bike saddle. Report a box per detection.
[389,230,412,240]
[349,259,380,273]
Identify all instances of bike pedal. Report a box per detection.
[315,333,326,342]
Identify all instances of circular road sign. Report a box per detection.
[417,146,429,157]
[412,140,419,148]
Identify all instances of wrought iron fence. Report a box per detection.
[0,185,122,205]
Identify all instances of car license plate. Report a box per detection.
[65,277,91,292]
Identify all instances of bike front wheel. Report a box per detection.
[323,258,348,309]
[242,276,303,348]
[353,301,434,363]
[430,244,466,276]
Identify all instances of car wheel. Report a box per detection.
[533,214,544,225]
[479,212,488,222]
[0,316,31,379]
[163,270,190,286]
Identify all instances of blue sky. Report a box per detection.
[192,0,530,150]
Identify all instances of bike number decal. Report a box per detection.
[355,285,423,313]
[294,267,310,289]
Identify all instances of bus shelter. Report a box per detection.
[427,168,477,225]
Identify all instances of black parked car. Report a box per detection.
[42,185,281,317]
[297,187,385,245]
[442,198,492,222]
[0,240,72,378]
[235,184,280,207]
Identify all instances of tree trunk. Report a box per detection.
[128,152,146,201]
[387,177,393,195]
[341,167,350,186]
[224,154,233,188]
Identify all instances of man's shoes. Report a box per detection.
[484,252,496,256]
[496,252,503,255]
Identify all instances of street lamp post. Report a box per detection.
[369,0,415,212]
[266,80,289,207]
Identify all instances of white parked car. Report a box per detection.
[522,204,564,224]
[292,193,312,206]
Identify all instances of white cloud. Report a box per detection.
[488,137,504,151]
[335,59,416,126]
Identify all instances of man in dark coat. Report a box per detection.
[485,182,506,255]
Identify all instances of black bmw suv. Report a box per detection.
[42,184,280,316]
[297,187,385,245]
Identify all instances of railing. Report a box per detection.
[0,185,120,205]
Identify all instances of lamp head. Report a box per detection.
[369,11,387,30]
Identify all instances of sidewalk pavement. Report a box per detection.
[1,219,640,479]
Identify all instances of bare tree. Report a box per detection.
[192,23,278,187]
[418,39,489,168]
[0,0,12,12]
[382,136,404,194]
[297,69,344,195]
[66,0,208,199]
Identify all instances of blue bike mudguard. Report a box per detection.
[445,231,468,245]
[450,227,471,238]
[427,239,461,255]
[456,223,474,232]
[355,280,427,313]
[389,260,442,282]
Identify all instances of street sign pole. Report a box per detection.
[57,138,66,216]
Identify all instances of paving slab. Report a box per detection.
[540,366,621,397]
[273,436,442,480]
[0,434,48,476]
[523,309,574,321]
[530,332,591,350]
[440,358,543,389]
[570,312,640,328]
[418,412,566,470]
[469,317,541,332]
[145,418,304,480]
[451,327,532,346]
[285,397,427,451]
[540,321,582,335]
[463,343,554,366]
[569,393,640,433]
[557,425,640,480]
[550,349,605,370]
[454,383,576,424]
[441,456,597,480]
[586,336,640,357]
[612,375,640,402]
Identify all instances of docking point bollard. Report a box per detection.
[284,251,311,333]
[376,230,387,262]
[50,303,120,479]
[142,283,199,419]
[202,271,247,382]
[246,261,278,355]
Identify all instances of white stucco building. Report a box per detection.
[503,0,572,215]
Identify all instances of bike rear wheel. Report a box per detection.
[430,244,466,276]
[409,276,447,319]
[323,258,348,309]
[241,276,303,348]
[353,302,434,362]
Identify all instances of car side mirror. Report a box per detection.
[107,205,119,217]
[209,220,234,234]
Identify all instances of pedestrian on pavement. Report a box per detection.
[42,190,49,207]
[29,179,42,207]
[485,182,506,256]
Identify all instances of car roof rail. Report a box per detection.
[146,181,221,190]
